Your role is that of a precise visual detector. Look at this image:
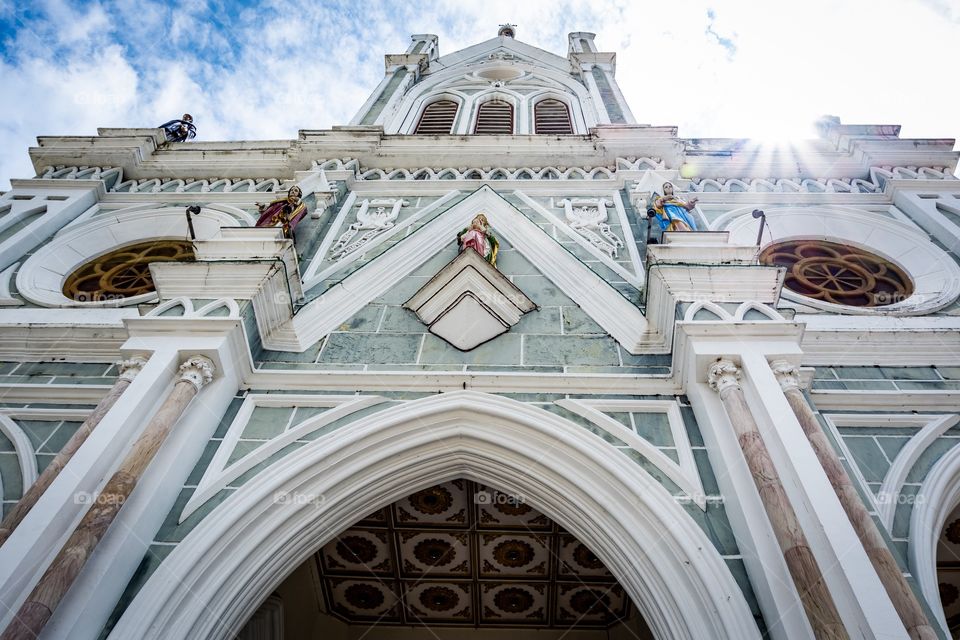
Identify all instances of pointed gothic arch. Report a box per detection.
[109,391,759,640]
[533,97,575,134]
[910,443,960,634]
[412,94,464,134]
[470,90,519,134]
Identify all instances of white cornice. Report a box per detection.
[26,126,957,184]
[242,369,679,395]
[798,315,960,365]
[810,390,960,411]
[0,384,110,404]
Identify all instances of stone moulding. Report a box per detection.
[281,186,657,353]
[404,248,536,351]
[109,391,759,640]
[910,444,960,635]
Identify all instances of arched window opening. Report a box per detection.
[474,100,514,134]
[534,99,574,134]
[415,100,459,134]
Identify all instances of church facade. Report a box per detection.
[0,27,959,640]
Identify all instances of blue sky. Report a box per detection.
[0,0,958,186]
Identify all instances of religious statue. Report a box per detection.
[457,213,499,266]
[649,182,699,232]
[254,186,308,238]
[158,113,196,142]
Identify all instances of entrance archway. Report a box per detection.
[264,478,648,637]
[110,391,758,640]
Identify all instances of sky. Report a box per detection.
[0,0,958,187]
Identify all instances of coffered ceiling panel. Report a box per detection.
[315,479,632,629]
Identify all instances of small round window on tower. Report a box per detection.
[63,240,195,303]
[759,239,913,307]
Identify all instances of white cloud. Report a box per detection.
[0,0,957,188]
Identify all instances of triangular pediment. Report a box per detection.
[434,37,574,75]
[275,187,658,353]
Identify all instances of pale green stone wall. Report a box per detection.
[100,391,767,636]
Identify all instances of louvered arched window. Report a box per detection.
[473,100,514,134]
[534,99,573,134]
[415,100,459,134]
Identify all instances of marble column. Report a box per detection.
[771,360,936,640]
[1,356,214,640]
[708,358,847,640]
[0,357,148,547]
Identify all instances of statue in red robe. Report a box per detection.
[457,213,499,266]
[254,186,307,237]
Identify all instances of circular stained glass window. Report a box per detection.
[63,240,194,303]
[759,240,913,307]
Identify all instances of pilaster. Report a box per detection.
[678,316,909,639]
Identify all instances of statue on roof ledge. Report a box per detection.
[255,186,307,238]
[457,213,499,267]
[159,113,196,142]
[649,182,699,232]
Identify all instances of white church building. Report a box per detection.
[0,26,959,640]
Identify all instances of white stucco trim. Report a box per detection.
[0,409,90,497]
[15,207,243,308]
[180,393,388,521]
[0,415,39,496]
[111,391,759,640]
[876,414,960,528]
[821,413,960,529]
[0,263,22,307]
[556,398,706,509]
[721,206,960,315]
[910,443,960,635]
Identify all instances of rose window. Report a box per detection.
[760,240,913,307]
[63,240,194,302]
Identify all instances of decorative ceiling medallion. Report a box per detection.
[494,496,533,516]
[404,248,536,351]
[343,582,387,610]
[947,519,960,545]
[573,544,605,570]
[760,239,913,307]
[413,538,456,566]
[63,240,194,302]
[570,588,612,615]
[493,539,535,568]
[407,486,454,515]
[336,536,378,564]
[940,582,959,607]
[316,480,631,628]
[493,587,535,613]
[557,583,626,624]
[419,586,460,612]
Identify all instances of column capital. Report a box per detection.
[116,356,148,382]
[770,359,801,393]
[177,356,215,392]
[707,358,741,395]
